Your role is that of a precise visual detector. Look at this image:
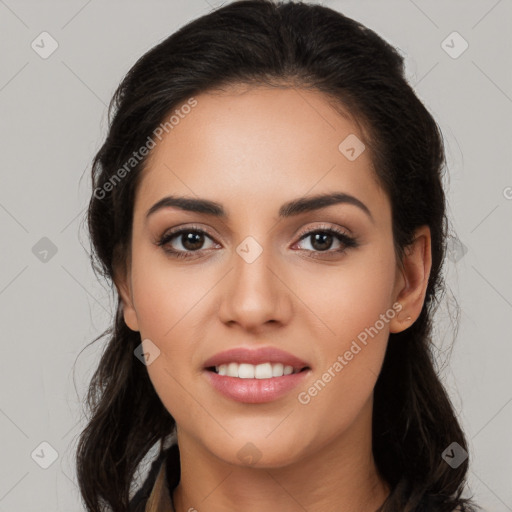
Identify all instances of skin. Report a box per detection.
[115,84,432,512]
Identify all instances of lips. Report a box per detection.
[203,346,311,403]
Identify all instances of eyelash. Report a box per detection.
[156,223,358,260]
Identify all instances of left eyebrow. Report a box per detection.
[145,192,374,224]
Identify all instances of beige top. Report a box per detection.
[144,456,175,512]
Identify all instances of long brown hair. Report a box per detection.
[76,1,479,510]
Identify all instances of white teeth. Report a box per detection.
[214,362,299,378]
[255,363,272,379]
[272,363,284,377]
[227,362,238,377]
[238,363,254,379]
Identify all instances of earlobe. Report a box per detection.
[114,270,140,333]
[389,225,432,334]
[122,301,140,332]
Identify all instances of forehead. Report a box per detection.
[133,85,389,223]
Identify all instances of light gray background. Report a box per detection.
[0,0,511,510]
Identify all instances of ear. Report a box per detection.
[389,225,432,333]
[113,265,140,332]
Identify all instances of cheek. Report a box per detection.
[129,248,209,339]
[294,248,395,409]
[294,245,396,345]
[128,250,213,408]
[129,262,197,418]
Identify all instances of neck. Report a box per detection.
[172,398,390,512]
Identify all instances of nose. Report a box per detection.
[217,241,293,333]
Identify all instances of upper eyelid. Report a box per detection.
[157,224,357,261]
[160,223,351,244]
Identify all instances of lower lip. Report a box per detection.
[204,369,310,403]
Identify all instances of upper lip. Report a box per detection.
[203,347,311,371]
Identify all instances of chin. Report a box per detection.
[206,435,306,469]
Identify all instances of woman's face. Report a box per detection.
[119,85,408,468]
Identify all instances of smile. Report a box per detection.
[202,346,312,403]
[211,362,305,378]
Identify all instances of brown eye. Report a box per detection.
[156,227,218,259]
[178,231,206,251]
[308,232,335,251]
[294,226,358,256]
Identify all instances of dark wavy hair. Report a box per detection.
[75,1,479,510]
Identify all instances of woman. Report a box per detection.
[76,1,479,511]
